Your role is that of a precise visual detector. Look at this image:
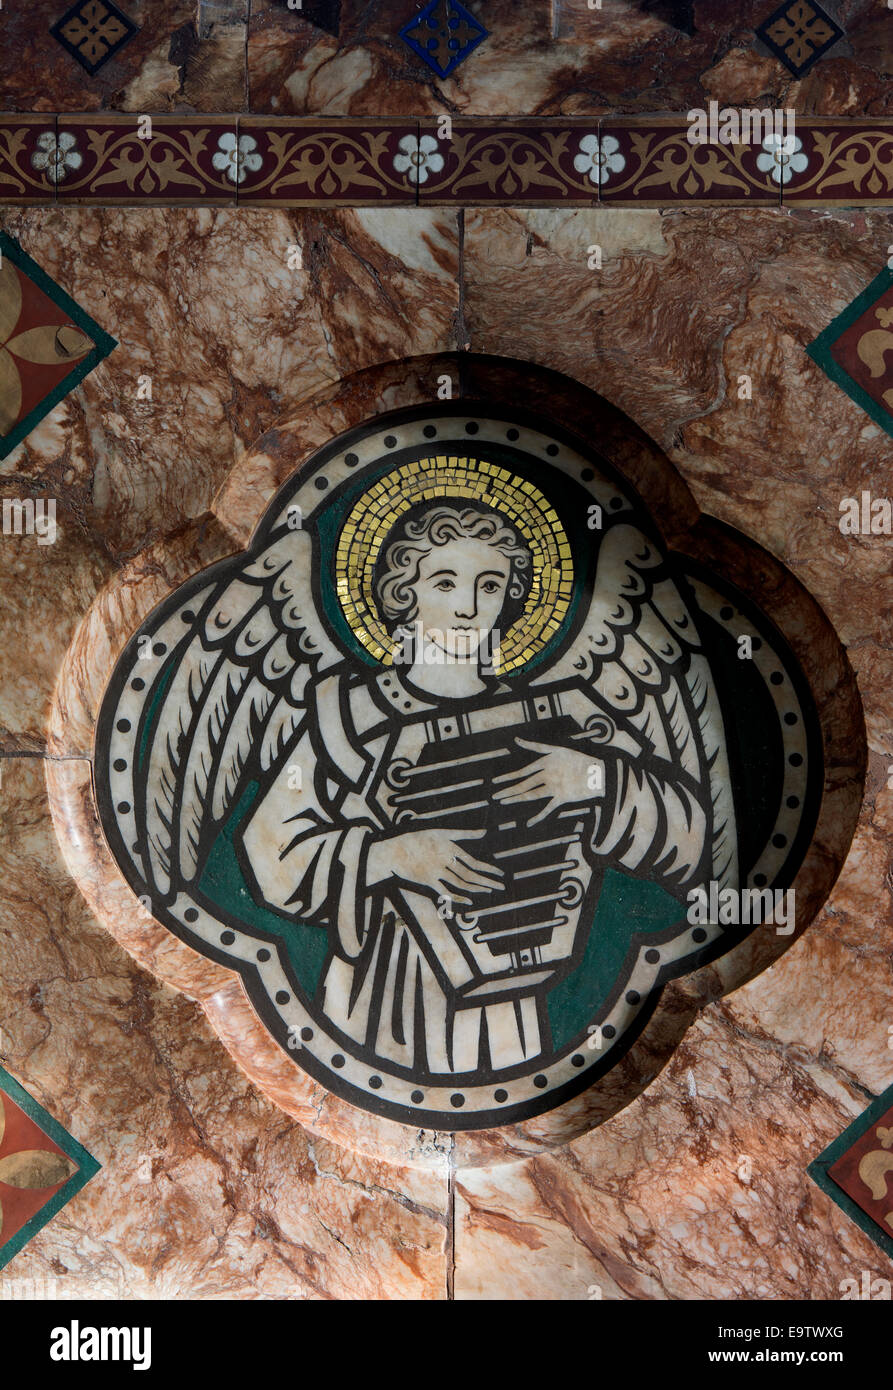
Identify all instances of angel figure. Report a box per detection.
[132,491,736,1083]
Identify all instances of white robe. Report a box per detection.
[240,667,706,1075]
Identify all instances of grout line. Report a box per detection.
[446,1144,456,1300]
[0,751,92,760]
[454,206,469,352]
[244,0,251,117]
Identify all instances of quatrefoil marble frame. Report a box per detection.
[47,354,864,1168]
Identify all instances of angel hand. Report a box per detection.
[492,740,605,828]
[366,827,504,907]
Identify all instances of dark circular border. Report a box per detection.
[94,400,824,1131]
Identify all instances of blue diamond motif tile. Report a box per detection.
[400,0,489,80]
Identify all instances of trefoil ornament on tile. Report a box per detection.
[807,265,893,441]
[809,1078,893,1261]
[755,0,845,78]
[50,0,139,75]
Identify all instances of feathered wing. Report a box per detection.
[533,521,737,890]
[133,525,342,902]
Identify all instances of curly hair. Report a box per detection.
[374,504,533,631]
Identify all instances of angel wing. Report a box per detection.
[533,521,737,890]
[126,525,342,903]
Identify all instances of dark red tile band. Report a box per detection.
[238,119,418,206]
[0,115,58,204]
[1,116,891,208]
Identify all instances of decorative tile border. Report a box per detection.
[806,265,893,441]
[598,117,779,206]
[415,119,605,205]
[238,119,418,206]
[54,115,241,204]
[0,116,891,207]
[0,1062,100,1272]
[808,1079,893,1262]
[0,116,58,204]
[781,120,893,206]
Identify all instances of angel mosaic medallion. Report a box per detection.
[95,405,821,1129]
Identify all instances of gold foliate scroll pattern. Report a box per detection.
[604,131,776,200]
[807,130,893,200]
[250,130,416,200]
[437,131,583,199]
[40,125,242,197]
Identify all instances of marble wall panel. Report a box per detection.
[0,755,449,1295]
[454,1004,891,1299]
[0,192,888,1291]
[461,206,792,448]
[0,0,251,114]
[247,0,891,118]
[2,2,889,120]
[0,484,114,752]
[0,206,458,555]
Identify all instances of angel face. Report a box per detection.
[414,538,510,659]
[375,504,532,668]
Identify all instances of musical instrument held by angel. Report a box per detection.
[373,680,616,1005]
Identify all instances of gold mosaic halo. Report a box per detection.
[335,455,574,672]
